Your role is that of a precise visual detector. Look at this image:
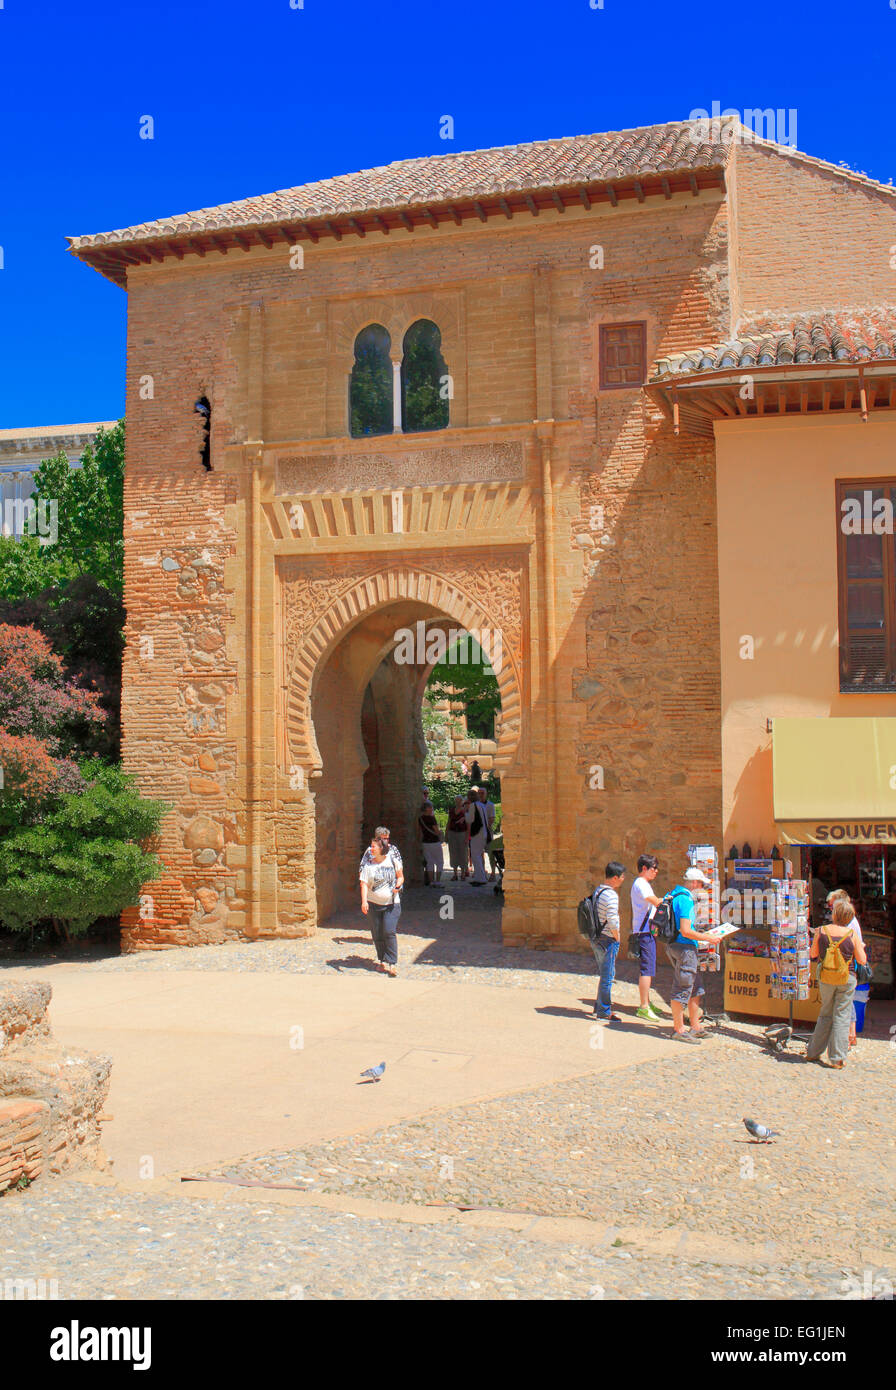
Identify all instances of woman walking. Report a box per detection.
[359,835,403,976]
[446,795,469,881]
[804,898,868,1069]
[419,801,444,886]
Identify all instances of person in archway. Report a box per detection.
[446,795,469,880]
[359,835,403,976]
[465,787,489,885]
[478,784,497,878]
[419,800,444,886]
[469,759,483,787]
[359,825,402,874]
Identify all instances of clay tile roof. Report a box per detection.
[651,310,896,381]
[68,119,733,251]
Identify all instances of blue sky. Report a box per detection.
[1,0,894,428]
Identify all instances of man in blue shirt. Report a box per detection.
[666,867,719,1043]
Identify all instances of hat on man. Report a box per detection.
[470,785,480,793]
[684,867,711,885]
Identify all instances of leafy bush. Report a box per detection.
[0,577,124,760]
[428,769,501,812]
[0,731,83,830]
[0,763,168,938]
[0,622,105,754]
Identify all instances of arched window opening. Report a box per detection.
[401,319,449,433]
[194,396,211,471]
[349,324,393,437]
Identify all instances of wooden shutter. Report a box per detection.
[599,322,647,390]
[837,482,896,691]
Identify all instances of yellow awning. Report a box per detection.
[773,717,896,845]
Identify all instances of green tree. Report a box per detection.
[28,420,125,595]
[0,533,73,601]
[421,695,463,783]
[402,320,449,433]
[426,635,501,742]
[0,763,167,939]
[0,420,125,603]
[349,327,393,437]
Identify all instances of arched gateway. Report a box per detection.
[92,120,771,953]
[282,561,525,924]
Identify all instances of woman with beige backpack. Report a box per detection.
[804,898,868,1069]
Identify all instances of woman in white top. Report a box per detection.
[359,835,404,976]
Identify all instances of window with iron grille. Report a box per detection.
[599,322,647,391]
[837,480,896,692]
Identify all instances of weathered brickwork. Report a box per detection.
[112,143,894,951]
[730,142,896,321]
[0,982,111,1190]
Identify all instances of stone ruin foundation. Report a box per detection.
[0,980,111,1193]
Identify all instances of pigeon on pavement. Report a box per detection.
[743,1116,781,1143]
[360,1061,386,1082]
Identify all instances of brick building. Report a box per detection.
[69,118,896,951]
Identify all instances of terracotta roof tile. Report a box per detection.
[652,310,896,380]
[69,120,733,249]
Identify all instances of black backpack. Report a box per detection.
[577,886,610,940]
[653,893,678,942]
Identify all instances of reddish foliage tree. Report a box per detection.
[0,624,106,827]
[0,623,105,756]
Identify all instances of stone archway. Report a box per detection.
[282,559,525,780]
[278,555,527,928]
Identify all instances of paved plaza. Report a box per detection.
[2,885,894,1300]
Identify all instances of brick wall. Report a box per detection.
[732,143,896,320]
[0,1098,47,1192]
[124,155,896,944]
[119,187,734,946]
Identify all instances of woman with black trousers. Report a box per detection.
[359,835,403,976]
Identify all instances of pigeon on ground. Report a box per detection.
[360,1061,386,1082]
[743,1116,781,1143]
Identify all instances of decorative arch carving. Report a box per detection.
[281,557,525,777]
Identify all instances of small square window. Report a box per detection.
[599,322,647,391]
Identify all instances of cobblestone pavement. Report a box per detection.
[3,894,894,1300]
[4,1025,893,1300]
[0,1170,878,1301]
[78,884,726,1012]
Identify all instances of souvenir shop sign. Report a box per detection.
[777,820,896,845]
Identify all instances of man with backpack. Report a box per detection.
[663,867,722,1043]
[587,861,626,1022]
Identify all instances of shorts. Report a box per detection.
[666,942,705,1005]
[637,931,657,977]
[423,843,443,873]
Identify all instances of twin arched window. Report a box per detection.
[349,319,449,438]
